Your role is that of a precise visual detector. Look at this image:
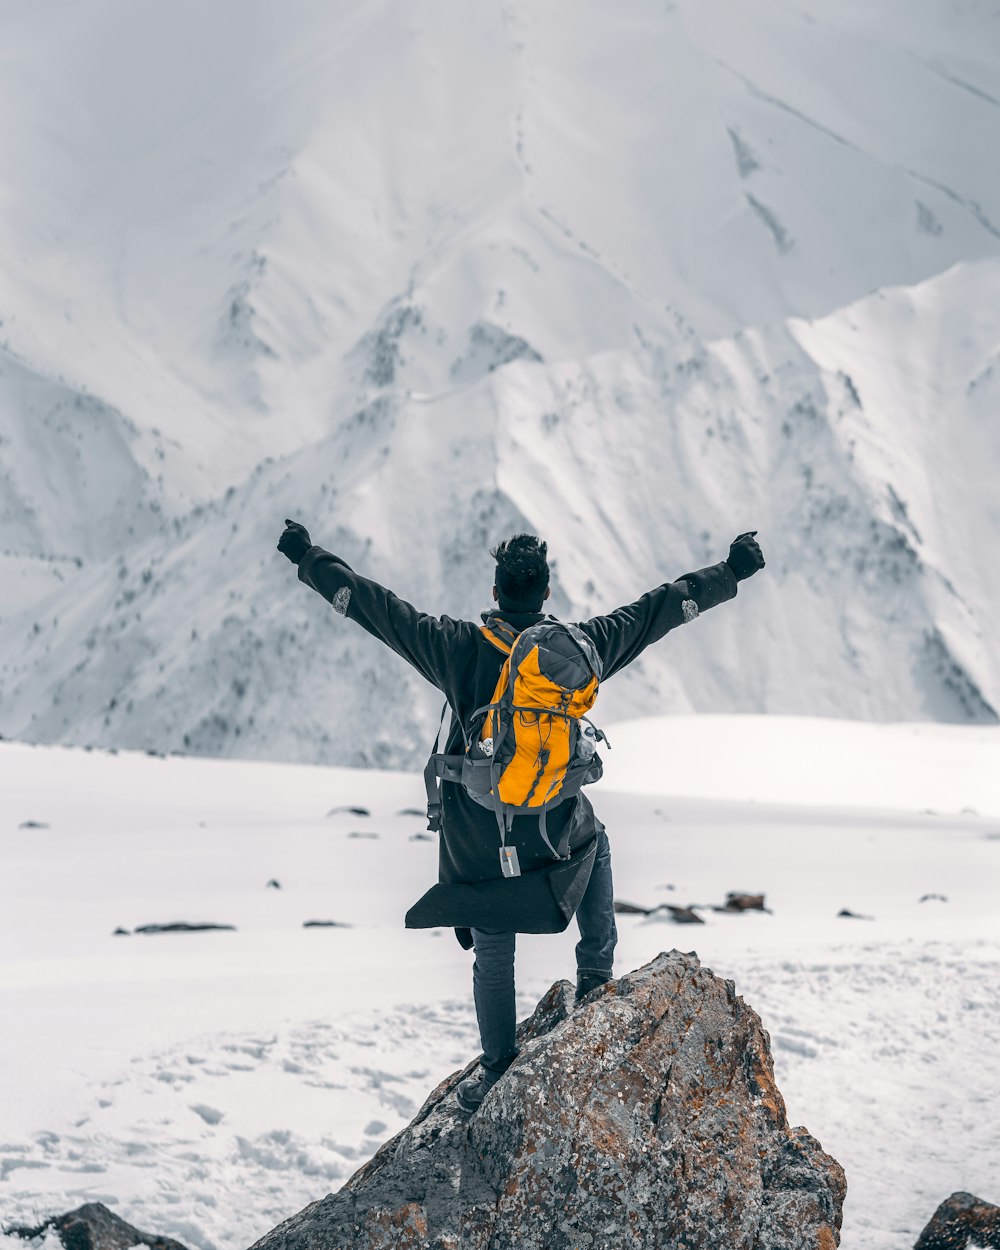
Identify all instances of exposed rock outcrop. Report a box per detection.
[914,1191,1000,1249]
[248,950,846,1250]
[7,1201,191,1250]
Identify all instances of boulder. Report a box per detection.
[7,1201,191,1250]
[914,1191,1000,1249]
[248,950,846,1250]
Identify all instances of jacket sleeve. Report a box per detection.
[296,545,473,692]
[576,561,738,680]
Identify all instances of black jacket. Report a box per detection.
[297,547,737,936]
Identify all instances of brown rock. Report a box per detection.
[612,898,650,914]
[659,903,705,924]
[914,1191,1000,1249]
[7,1201,191,1250]
[247,950,846,1250]
[723,892,767,911]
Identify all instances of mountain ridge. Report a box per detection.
[1,0,997,764]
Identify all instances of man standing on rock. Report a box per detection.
[277,521,764,1112]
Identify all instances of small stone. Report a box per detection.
[837,908,873,920]
[613,899,650,915]
[303,919,352,928]
[266,879,281,889]
[18,819,49,829]
[327,805,371,817]
[133,922,236,934]
[722,892,767,912]
[659,904,705,925]
[112,927,130,936]
[918,893,948,903]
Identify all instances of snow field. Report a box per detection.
[2,722,999,1248]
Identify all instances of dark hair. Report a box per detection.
[491,533,549,612]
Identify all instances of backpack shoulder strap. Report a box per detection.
[480,620,519,655]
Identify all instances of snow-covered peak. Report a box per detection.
[1,0,998,763]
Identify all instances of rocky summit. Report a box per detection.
[248,950,846,1250]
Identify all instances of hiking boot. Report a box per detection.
[575,970,612,1004]
[456,1070,501,1115]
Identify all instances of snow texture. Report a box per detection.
[1,727,998,1249]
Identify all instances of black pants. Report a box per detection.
[470,827,617,1075]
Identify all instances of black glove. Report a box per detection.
[726,531,765,582]
[277,519,312,565]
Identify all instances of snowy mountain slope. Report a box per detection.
[1,0,998,762]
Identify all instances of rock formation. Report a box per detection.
[7,1201,191,1250]
[914,1191,1000,1249]
[248,950,846,1250]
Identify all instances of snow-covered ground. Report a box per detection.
[2,717,998,1249]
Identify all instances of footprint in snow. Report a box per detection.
[190,1104,224,1125]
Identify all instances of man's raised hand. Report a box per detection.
[726,531,765,582]
[277,519,312,566]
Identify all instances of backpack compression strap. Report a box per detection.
[423,703,465,832]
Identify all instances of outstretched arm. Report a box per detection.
[577,532,764,679]
[278,520,472,692]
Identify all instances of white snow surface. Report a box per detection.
[2,0,1000,766]
[1,722,999,1249]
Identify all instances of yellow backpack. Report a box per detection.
[425,618,608,876]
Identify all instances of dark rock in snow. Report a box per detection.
[397,807,425,818]
[18,820,49,829]
[266,879,282,889]
[914,1190,1000,1249]
[112,927,130,936]
[133,922,236,934]
[615,899,703,923]
[409,832,434,841]
[918,893,948,903]
[327,805,371,817]
[247,950,846,1250]
[837,908,873,920]
[658,903,705,924]
[6,1201,192,1250]
[303,919,352,928]
[347,830,380,839]
[722,891,768,912]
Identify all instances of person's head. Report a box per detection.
[491,533,550,613]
